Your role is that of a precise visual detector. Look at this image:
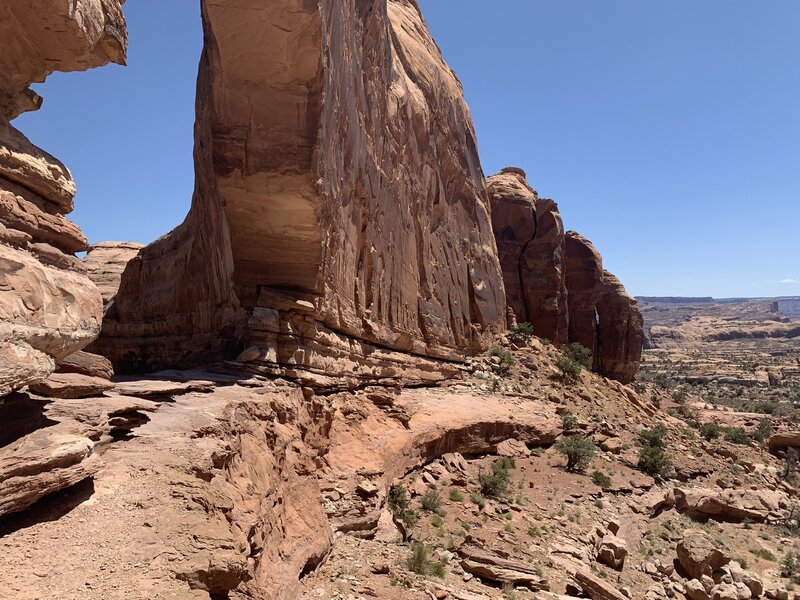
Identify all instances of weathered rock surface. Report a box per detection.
[56,350,114,380]
[95,0,506,377]
[767,431,800,454]
[0,0,126,396]
[29,373,114,399]
[458,544,549,589]
[487,168,643,382]
[0,425,99,517]
[597,534,628,570]
[677,530,731,580]
[487,168,568,345]
[673,487,786,523]
[83,241,143,306]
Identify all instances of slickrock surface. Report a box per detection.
[487,169,643,383]
[0,0,127,396]
[95,0,506,376]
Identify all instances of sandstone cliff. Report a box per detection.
[95,0,506,379]
[488,169,643,383]
[0,0,127,395]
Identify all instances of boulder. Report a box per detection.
[496,438,531,458]
[768,431,800,455]
[0,0,126,396]
[94,0,507,378]
[0,427,99,517]
[712,584,743,600]
[597,535,628,570]
[677,530,730,580]
[573,568,629,600]
[686,579,711,600]
[457,545,548,590]
[56,350,114,380]
[674,487,786,523]
[29,373,114,399]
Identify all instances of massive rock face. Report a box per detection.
[0,1,127,396]
[488,169,643,383]
[97,0,506,378]
[488,169,568,345]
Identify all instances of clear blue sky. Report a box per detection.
[14,1,800,298]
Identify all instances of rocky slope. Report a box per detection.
[0,0,127,396]
[0,3,665,600]
[487,168,644,383]
[3,334,800,600]
[93,0,506,378]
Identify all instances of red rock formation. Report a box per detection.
[564,231,605,355]
[564,232,643,384]
[0,1,127,395]
[487,168,568,344]
[97,0,506,378]
[489,170,642,383]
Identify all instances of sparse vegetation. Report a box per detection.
[448,488,464,502]
[407,543,446,577]
[488,346,515,375]
[421,489,443,513]
[784,448,798,483]
[470,493,487,509]
[638,424,671,477]
[753,418,773,443]
[723,427,749,445]
[388,484,418,542]
[700,422,721,441]
[478,458,515,498]
[509,322,534,346]
[561,412,579,431]
[590,470,613,489]
[557,342,592,381]
[555,435,597,473]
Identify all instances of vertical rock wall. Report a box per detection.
[0,0,127,395]
[97,0,507,375]
[488,169,643,383]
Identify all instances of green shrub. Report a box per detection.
[561,412,579,431]
[672,389,687,404]
[557,356,583,380]
[509,322,535,346]
[590,470,613,489]
[479,458,515,498]
[724,427,750,445]
[407,543,446,577]
[488,346,515,375]
[470,493,486,509]
[431,514,444,528]
[555,435,597,473]
[753,418,773,443]
[388,484,418,541]
[421,489,442,513]
[448,488,464,502]
[638,424,671,477]
[784,448,799,482]
[563,342,593,368]
[700,422,721,441]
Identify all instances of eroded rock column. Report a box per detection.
[0,0,127,395]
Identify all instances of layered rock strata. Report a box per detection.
[487,168,643,383]
[95,0,506,378]
[0,0,127,396]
